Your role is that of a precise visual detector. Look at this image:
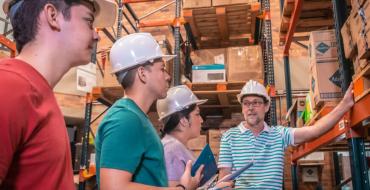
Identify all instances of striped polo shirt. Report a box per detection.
[218,122,296,189]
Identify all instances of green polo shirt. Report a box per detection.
[95,98,168,188]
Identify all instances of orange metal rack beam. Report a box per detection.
[0,34,16,57]
[137,18,185,28]
[137,19,173,27]
[292,89,370,161]
[283,0,303,55]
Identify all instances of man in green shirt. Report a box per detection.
[95,33,202,190]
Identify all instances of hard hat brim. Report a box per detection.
[158,99,208,121]
[110,54,177,74]
[93,0,118,28]
[237,93,270,103]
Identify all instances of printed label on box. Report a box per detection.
[329,70,342,88]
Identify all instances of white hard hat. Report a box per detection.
[237,80,270,103]
[110,33,176,74]
[2,0,117,28]
[157,85,207,121]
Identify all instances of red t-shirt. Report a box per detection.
[0,59,74,189]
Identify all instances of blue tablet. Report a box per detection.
[191,144,218,186]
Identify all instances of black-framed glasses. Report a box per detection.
[242,100,265,108]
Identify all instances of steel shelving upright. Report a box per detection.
[279,0,370,189]
[261,0,278,126]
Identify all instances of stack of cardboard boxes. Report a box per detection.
[341,0,370,74]
[191,46,264,83]
[308,30,343,110]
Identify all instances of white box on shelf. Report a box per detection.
[192,64,226,83]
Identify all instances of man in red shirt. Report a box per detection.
[0,0,116,189]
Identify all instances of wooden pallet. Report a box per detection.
[186,81,245,118]
[184,3,260,49]
[279,0,335,44]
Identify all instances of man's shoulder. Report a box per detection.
[0,63,31,84]
[103,106,142,126]
[0,63,37,101]
[0,59,43,91]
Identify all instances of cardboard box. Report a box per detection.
[212,0,257,6]
[357,31,370,59]
[361,0,370,22]
[341,18,357,59]
[351,0,369,10]
[309,30,338,63]
[192,64,226,83]
[309,61,343,109]
[351,0,361,11]
[190,48,226,65]
[187,135,207,150]
[54,67,90,96]
[349,11,363,43]
[353,56,370,74]
[227,46,264,82]
[183,0,211,9]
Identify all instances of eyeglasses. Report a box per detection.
[242,100,265,108]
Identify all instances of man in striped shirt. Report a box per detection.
[218,80,354,189]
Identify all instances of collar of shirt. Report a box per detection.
[238,121,272,134]
[118,97,149,119]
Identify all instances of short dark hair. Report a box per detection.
[10,0,82,52]
[160,104,197,138]
[116,69,137,89]
[117,61,156,89]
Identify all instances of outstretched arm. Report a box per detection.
[293,83,354,144]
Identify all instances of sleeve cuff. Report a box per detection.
[290,128,298,147]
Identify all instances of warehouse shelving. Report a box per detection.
[88,0,278,121]
[180,0,277,125]
[279,0,334,44]
[182,2,260,49]
[279,0,370,189]
[185,81,244,118]
[260,0,278,126]
[79,0,280,189]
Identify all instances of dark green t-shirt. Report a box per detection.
[95,98,168,188]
